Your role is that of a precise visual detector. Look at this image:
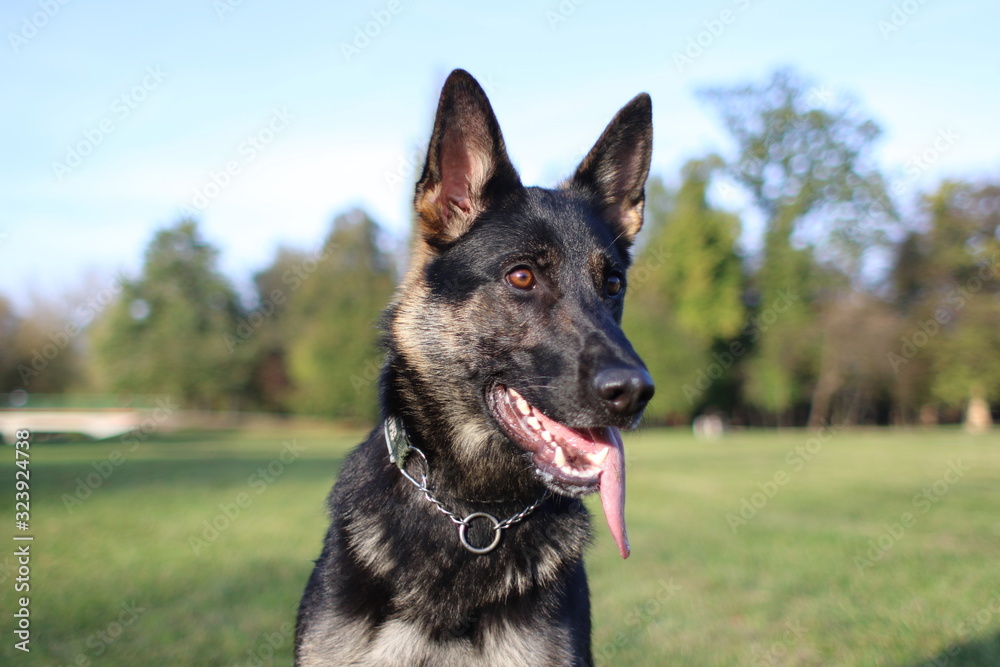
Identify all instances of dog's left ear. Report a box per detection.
[414,69,523,247]
[569,94,653,244]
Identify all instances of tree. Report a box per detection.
[910,181,1000,430]
[0,295,87,396]
[236,247,316,412]
[0,295,22,392]
[932,294,1000,431]
[807,293,900,426]
[283,209,396,420]
[699,68,895,422]
[698,68,894,269]
[625,163,745,421]
[90,219,250,408]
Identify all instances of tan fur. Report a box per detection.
[303,616,573,667]
[345,512,395,578]
[297,71,652,667]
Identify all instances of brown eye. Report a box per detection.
[606,275,622,296]
[506,267,536,290]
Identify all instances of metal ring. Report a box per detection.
[457,512,502,554]
[398,447,429,489]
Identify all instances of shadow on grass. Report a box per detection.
[907,631,1000,667]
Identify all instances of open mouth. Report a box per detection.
[489,384,630,559]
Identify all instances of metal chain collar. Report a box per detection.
[384,416,550,554]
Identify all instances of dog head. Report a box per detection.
[387,69,653,558]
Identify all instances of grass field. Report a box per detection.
[2,425,999,666]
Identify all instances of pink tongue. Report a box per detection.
[589,426,629,559]
[510,388,630,559]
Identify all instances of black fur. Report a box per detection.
[296,70,653,667]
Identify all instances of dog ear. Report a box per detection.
[414,69,522,246]
[569,94,653,244]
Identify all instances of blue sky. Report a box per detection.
[2,0,998,313]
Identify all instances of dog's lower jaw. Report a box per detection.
[382,363,546,504]
[488,384,631,559]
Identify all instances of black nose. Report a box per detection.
[593,366,655,417]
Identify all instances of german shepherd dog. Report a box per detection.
[295,69,654,666]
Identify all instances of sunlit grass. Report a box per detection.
[1,426,998,665]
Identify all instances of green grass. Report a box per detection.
[2,426,999,665]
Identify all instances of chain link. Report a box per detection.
[398,445,550,530]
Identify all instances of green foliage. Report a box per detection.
[0,295,18,390]
[743,226,821,416]
[743,330,798,416]
[659,157,745,342]
[282,209,396,420]
[5,68,998,426]
[0,295,88,395]
[625,306,708,421]
[625,165,745,421]
[912,182,1000,408]
[234,247,320,412]
[90,219,250,408]
[932,295,1000,404]
[699,67,894,418]
[698,67,895,269]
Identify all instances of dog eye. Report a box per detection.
[506,267,536,290]
[606,275,622,296]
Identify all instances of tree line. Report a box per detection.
[2,68,998,428]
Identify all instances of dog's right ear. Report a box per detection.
[414,69,522,247]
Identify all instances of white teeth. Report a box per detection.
[508,386,607,480]
[553,446,567,467]
[588,448,609,466]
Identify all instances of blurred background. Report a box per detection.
[2,1,1000,665]
[2,0,999,428]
